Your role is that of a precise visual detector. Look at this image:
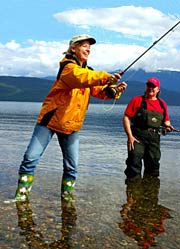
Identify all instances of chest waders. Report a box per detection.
[125,96,165,179]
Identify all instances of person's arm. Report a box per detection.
[161,100,175,132]
[123,114,140,151]
[60,63,121,89]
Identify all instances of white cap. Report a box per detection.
[69,34,96,45]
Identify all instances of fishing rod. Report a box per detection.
[160,126,180,135]
[103,20,180,98]
[120,20,180,76]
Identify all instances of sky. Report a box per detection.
[0,0,180,78]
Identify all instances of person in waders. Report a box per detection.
[14,34,127,202]
[123,77,174,181]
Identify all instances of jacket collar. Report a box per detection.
[65,54,87,68]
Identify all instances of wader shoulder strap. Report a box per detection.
[140,96,166,112]
[139,95,166,121]
[158,98,166,122]
[140,95,146,109]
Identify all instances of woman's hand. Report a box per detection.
[164,122,175,132]
[116,82,127,93]
[164,124,175,132]
[106,72,122,84]
[127,135,140,151]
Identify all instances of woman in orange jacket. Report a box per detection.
[15,34,127,202]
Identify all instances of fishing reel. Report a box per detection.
[160,127,167,136]
[103,84,119,99]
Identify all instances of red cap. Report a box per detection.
[146,77,160,88]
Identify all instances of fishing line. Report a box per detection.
[102,20,180,111]
[117,20,180,82]
[102,98,117,112]
[100,19,180,113]
[120,20,180,76]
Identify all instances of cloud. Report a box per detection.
[90,43,180,73]
[54,6,178,39]
[1,39,180,77]
[0,40,67,77]
[0,6,180,77]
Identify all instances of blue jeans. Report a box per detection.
[19,124,79,180]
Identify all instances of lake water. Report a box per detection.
[0,101,180,249]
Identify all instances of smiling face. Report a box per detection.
[145,82,160,99]
[71,40,91,65]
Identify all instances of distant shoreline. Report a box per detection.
[1,70,180,105]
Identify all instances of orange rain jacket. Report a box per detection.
[37,57,121,134]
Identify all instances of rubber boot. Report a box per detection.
[61,179,76,202]
[15,174,34,201]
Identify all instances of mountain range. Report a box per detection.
[0,69,180,105]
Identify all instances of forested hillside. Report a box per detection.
[0,70,180,105]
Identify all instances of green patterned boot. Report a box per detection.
[61,179,76,202]
[15,174,34,201]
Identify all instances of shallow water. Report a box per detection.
[0,102,180,248]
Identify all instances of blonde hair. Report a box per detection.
[63,44,76,55]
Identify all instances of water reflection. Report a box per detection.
[16,199,77,248]
[49,200,77,249]
[16,200,48,248]
[119,176,173,248]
